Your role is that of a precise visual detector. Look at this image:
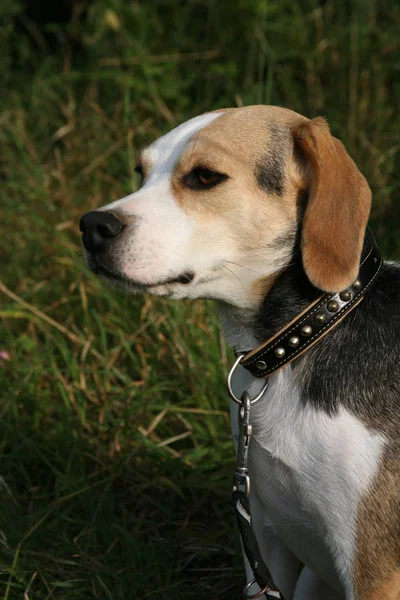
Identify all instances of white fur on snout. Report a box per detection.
[117,185,194,285]
[99,112,224,288]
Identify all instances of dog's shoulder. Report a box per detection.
[299,260,400,435]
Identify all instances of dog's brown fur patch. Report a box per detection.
[354,445,400,599]
[294,117,372,293]
[250,274,277,303]
[170,107,306,266]
[364,570,400,600]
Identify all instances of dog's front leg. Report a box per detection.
[242,496,346,600]
[294,567,345,600]
[244,492,302,599]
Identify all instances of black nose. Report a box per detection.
[79,211,125,252]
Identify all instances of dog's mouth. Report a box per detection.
[93,261,195,290]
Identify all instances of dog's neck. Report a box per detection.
[219,248,316,354]
[220,230,375,355]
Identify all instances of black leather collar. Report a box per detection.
[240,243,383,378]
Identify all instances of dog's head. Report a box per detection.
[80,106,371,309]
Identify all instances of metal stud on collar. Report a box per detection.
[227,354,269,405]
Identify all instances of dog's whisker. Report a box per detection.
[225,260,264,276]
[222,265,249,294]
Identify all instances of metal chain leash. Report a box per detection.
[228,378,283,599]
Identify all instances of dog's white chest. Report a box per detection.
[247,436,342,591]
[230,364,386,594]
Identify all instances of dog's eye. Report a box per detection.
[184,167,227,190]
[135,164,144,185]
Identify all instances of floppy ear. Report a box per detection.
[293,117,371,293]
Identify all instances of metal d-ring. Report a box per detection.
[243,578,272,599]
[227,354,269,405]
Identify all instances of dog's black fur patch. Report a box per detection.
[254,124,288,196]
[255,155,285,196]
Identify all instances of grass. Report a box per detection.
[1,0,400,598]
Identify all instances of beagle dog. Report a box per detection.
[80,106,400,600]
